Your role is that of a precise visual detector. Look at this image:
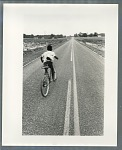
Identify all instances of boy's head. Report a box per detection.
[47,44,52,51]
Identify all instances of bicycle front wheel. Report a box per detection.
[41,76,49,97]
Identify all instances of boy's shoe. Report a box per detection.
[53,72,57,81]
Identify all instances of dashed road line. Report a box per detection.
[63,80,71,135]
[71,51,72,62]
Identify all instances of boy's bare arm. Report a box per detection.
[40,56,43,62]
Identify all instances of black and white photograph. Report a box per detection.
[22,5,105,136]
[2,4,118,146]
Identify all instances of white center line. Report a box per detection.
[72,43,80,135]
[71,50,72,62]
[63,80,71,135]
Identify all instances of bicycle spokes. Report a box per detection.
[41,77,49,97]
[41,67,56,97]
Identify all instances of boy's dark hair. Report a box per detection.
[47,44,52,51]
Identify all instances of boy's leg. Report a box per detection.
[48,62,55,80]
[43,62,48,74]
[44,68,48,75]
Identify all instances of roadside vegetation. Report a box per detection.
[23,36,69,66]
[23,32,105,66]
[74,32,105,38]
[75,36,105,57]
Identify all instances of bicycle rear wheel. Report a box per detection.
[41,76,49,97]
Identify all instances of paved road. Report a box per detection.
[22,37,104,136]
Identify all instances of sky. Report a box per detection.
[6,4,118,36]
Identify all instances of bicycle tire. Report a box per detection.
[41,76,49,97]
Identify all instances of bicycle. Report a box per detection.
[41,64,56,97]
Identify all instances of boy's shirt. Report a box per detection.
[41,51,56,62]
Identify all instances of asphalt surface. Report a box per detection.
[22,37,104,136]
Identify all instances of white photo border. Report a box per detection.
[2,3,118,146]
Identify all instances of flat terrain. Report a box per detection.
[23,37,104,135]
[23,38,68,66]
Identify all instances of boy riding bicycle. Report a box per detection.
[40,44,58,81]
